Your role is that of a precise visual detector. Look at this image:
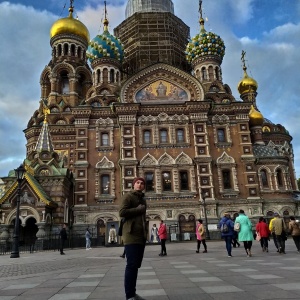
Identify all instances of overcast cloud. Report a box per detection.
[0,0,300,180]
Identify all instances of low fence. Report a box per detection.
[0,233,107,255]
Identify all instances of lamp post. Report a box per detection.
[201,190,210,240]
[10,164,26,258]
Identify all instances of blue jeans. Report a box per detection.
[124,244,145,299]
[224,236,233,256]
[86,238,91,249]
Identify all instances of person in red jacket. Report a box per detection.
[255,217,271,252]
[158,220,167,256]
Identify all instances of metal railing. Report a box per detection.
[0,233,107,255]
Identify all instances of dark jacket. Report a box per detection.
[219,216,234,238]
[60,228,67,240]
[119,189,147,245]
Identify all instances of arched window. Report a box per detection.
[101,175,110,194]
[201,67,207,80]
[215,67,220,80]
[176,129,184,143]
[61,71,69,94]
[217,128,226,142]
[71,44,75,56]
[162,171,172,191]
[78,47,82,58]
[143,130,151,144]
[145,172,154,192]
[101,133,109,146]
[180,171,189,190]
[208,66,214,81]
[58,44,62,56]
[260,169,269,187]
[277,169,283,187]
[110,69,115,83]
[160,129,168,143]
[222,169,232,189]
[96,69,101,84]
[63,43,68,56]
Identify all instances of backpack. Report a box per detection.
[234,222,241,232]
[220,222,229,233]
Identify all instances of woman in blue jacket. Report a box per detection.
[219,213,235,257]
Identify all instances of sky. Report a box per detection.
[0,0,300,179]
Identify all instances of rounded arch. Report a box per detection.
[6,206,41,225]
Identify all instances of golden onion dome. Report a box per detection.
[249,105,264,126]
[238,66,258,95]
[50,7,90,43]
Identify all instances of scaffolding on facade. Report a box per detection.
[114,11,191,76]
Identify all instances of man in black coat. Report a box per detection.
[59,223,68,255]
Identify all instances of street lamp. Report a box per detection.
[201,190,210,240]
[10,164,26,258]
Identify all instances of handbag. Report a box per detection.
[234,222,240,232]
[281,219,288,241]
[256,232,261,241]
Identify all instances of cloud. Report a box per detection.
[0,0,300,181]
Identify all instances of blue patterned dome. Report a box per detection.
[87,19,124,63]
[186,18,225,63]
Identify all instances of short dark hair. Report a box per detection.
[239,209,245,214]
[290,216,295,221]
[198,219,203,224]
[259,217,264,222]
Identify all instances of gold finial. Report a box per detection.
[69,0,74,15]
[103,1,109,31]
[241,50,247,71]
[43,106,50,123]
[199,0,206,33]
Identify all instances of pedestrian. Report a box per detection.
[269,215,279,252]
[232,215,240,248]
[235,209,254,257]
[195,219,208,253]
[119,177,147,300]
[59,223,68,255]
[85,228,92,250]
[272,212,287,254]
[150,223,160,243]
[158,220,167,256]
[288,216,300,252]
[255,217,270,252]
[108,224,117,244]
[219,213,234,257]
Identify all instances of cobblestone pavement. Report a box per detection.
[0,239,300,299]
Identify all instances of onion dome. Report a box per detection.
[238,51,258,94]
[87,18,124,62]
[249,105,264,127]
[50,5,90,43]
[185,17,225,63]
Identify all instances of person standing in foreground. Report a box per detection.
[158,220,168,256]
[85,228,92,250]
[119,177,147,300]
[272,212,287,254]
[59,223,67,255]
[255,217,270,252]
[235,210,254,257]
[288,216,300,252]
[219,213,234,257]
[195,219,208,253]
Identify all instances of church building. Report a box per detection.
[0,0,298,246]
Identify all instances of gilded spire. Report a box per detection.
[103,1,109,32]
[199,0,206,33]
[34,106,54,153]
[69,0,74,16]
[237,50,258,95]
